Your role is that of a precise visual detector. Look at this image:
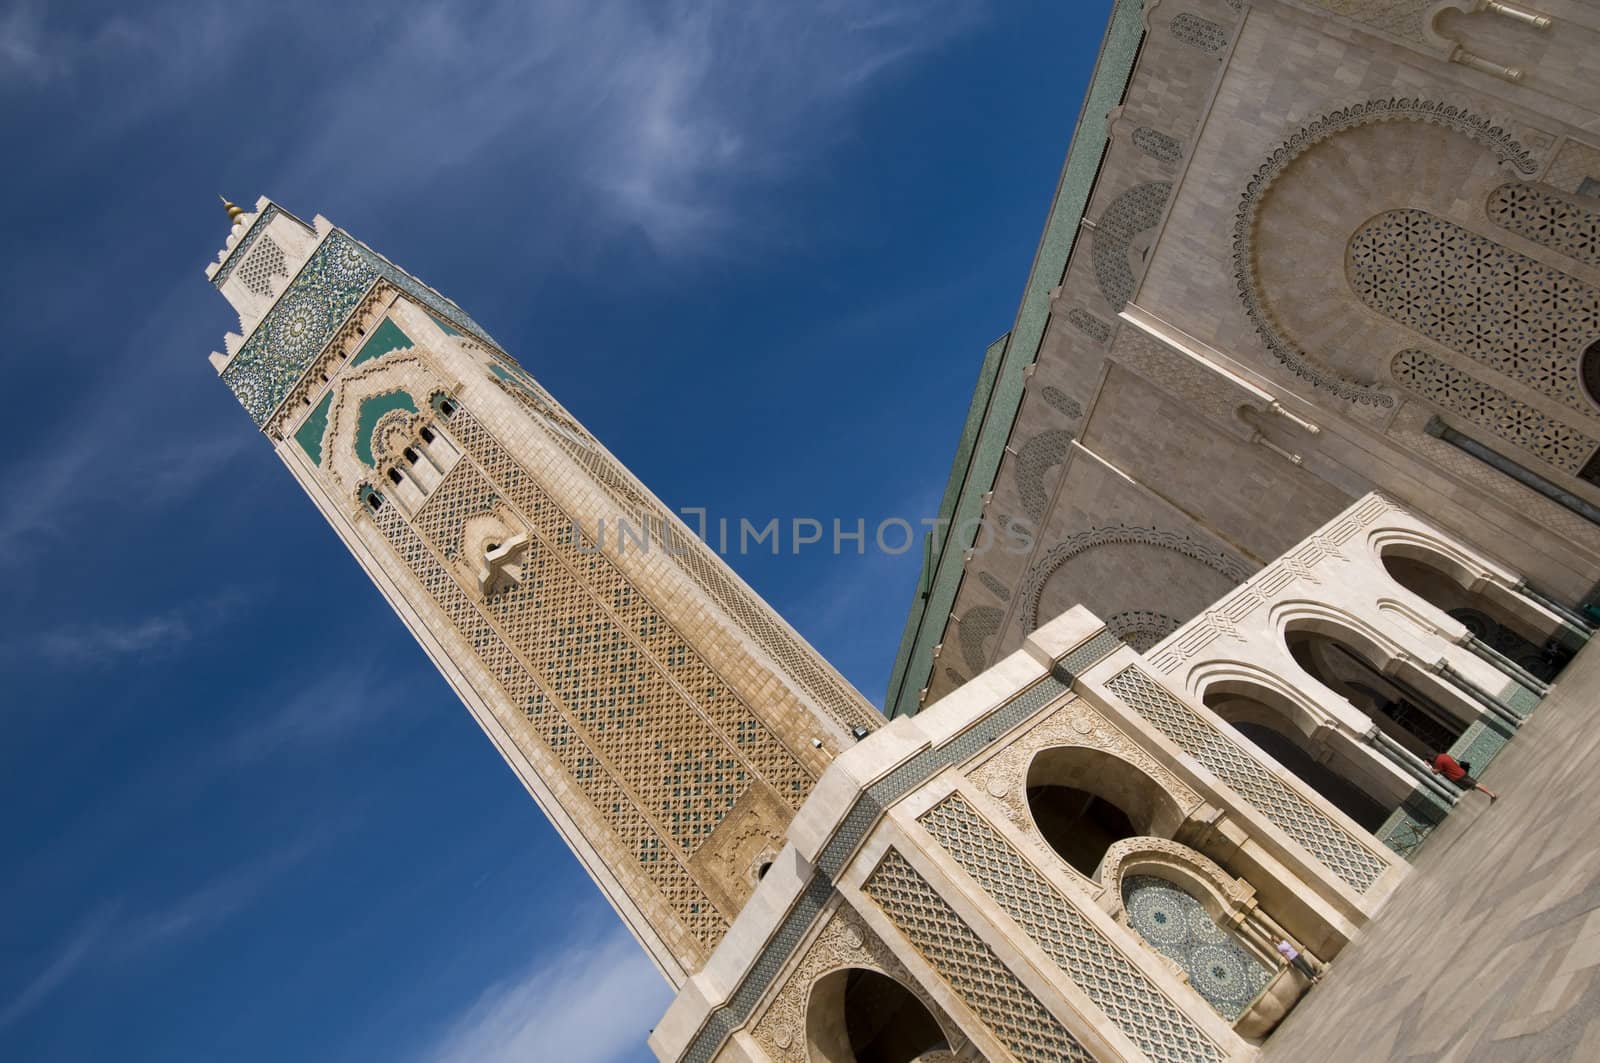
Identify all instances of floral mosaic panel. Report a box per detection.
[1123,875,1272,1021]
[222,230,494,426]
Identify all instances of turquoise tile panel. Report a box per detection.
[354,390,418,468]
[222,229,495,427]
[350,317,414,367]
[294,391,334,466]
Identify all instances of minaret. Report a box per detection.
[204,198,881,984]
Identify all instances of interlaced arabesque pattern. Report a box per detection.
[977,571,1011,602]
[238,236,289,297]
[416,461,750,853]
[919,793,1222,1063]
[1170,13,1227,51]
[1093,183,1172,309]
[1488,183,1600,268]
[1298,0,1427,43]
[1016,430,1074,525]
[1349,209,1600,414]
[1104,666,1388,892]
[1065,307,1110,344]
[1040,385,1083,421]
[957,606,1004,673]
[1132,127,1182,163]
[1392,349,1597,473]
[222,230,493,424]
[1105,610,1182,653]
[863,850,1095,1063]
[443,411,814,810]
[489,363,880,735]
[371,496,726,947]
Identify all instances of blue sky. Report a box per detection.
[0,2,1108,1059]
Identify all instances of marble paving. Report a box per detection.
[1263,638,1600,1062]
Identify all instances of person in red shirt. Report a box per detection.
[1431,752,1498,802]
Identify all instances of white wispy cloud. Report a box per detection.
[220,656,413,763]
[0,3,60,83]
[411,924,672,1063]
[21,591,249,667]
[277,0,988,257]
[0,831,328,1033]
[0,905,117,1031]
[117,831,328,949]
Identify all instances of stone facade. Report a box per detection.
[652,493,1591,1062]
[203,199,881,986]
[203,2,1600,1056]
[890,0,1600,720]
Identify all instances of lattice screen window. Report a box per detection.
[1349,209,1600,414]
[1103,666,1388,892]
[1132,127,1182,163]
[489,368,880,735]
[1392,348,1599,473]
[238,236,289,297]
[370,493,726,949]
[1488,183,1600,268]
[438,406,812,806]
[919,793,1223,1063]
[863,849,1096,1063]
[1093,182,1172,309]
[1170,13,1227,51]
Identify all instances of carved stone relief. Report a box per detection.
[965,696,1202,873]
[750,907,962,1061]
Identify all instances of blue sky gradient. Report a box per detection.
[0,2,1108,1059]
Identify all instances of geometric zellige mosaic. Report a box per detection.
[1392,348,1598,474]
[1350,209,1600,416]
[863,849,1096,1063]
[1105,666,1388,893]
[919,792,1223,1063]
[1488,181,1600,269]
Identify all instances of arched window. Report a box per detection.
[1381,549,1570,679]
[387,468,403,485]
[1204,685,1394,831]
[1286,629,1465,756]
[403,447,418,465]
[419,426,435,443]
[806,967,947,1063]
[1025,746,1184,877]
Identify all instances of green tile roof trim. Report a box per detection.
[354,390,418,468]
[429,313,463,337]
[350,317,414,367]
[884,0,1145,719]
[221,228,496,428]
[294,391,334,466]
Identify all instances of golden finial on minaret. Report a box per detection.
[219,195,245,223]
